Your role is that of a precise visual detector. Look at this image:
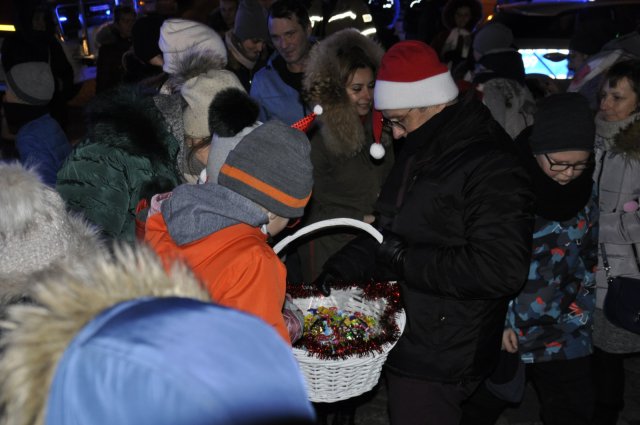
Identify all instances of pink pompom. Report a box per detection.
[623,200,639,213]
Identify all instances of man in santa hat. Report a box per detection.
[314,40,535,425]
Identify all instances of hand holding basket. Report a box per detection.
[275,218,406,403]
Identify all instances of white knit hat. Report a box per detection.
[374,40,459,110]
[181,69,245,138]
[159,18,227,74]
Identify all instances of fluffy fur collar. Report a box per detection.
[612,116,640,160]
[85,84,177,162]
[303,29,386,157]
[0,245,210,425]
[596,112,640,160]
[164,49,227,93]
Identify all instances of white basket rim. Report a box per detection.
[273,218,383,254]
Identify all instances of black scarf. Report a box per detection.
[514,128,593,222]
[272,54,303,93]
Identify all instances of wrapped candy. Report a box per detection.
[287,281,402,359]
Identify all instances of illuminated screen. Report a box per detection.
[519,49,570,79]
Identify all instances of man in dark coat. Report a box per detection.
[315,40,534,425]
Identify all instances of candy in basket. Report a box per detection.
[274,219,406,403]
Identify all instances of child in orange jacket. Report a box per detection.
[145,120,312,342]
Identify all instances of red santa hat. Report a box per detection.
[373,40,459,110]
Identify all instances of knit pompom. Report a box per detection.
[369,143,386,159]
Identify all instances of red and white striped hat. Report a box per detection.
[374,40,459,110]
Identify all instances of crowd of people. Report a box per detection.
[1,0,640,424]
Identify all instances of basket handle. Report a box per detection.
[273,218,383,255]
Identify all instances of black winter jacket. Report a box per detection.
[326,99,534,382]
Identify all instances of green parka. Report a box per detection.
[56,86,184,243]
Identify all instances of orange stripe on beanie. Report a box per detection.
[218,120,313,218]
[219,164,311,209]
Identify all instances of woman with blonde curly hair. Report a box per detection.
[295,28,394,286]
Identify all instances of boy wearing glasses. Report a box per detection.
[462,93,599,425]
[314,40,534,425]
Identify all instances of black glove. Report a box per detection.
[313,233,380,295]
[376,230,407,277]
[313,270,339,296]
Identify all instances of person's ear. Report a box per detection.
[267,211,277,221]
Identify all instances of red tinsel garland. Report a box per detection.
[287,281,403,360]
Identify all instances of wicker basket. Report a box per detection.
[275,218,406,403]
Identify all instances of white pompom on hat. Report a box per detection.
[373,40,459,111]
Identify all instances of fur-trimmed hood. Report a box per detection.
[0,245,210,425]
[303,29,388,157]
[612,116,640,161]
[596,112,640,160]
[0,164,104,317]
[85,84,180,163]
[163,49,227,94]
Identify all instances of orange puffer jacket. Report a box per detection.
[145,213,290,343]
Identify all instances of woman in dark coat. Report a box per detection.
[297,29,394,283]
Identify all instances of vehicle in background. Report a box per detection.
[490,0,640,79]
[54,0,146,64]
[0,0,145,88]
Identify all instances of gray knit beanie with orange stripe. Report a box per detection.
[218,120,313,218]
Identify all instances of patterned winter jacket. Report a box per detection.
[507,193,599,363]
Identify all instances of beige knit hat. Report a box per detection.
[180,69,245,138]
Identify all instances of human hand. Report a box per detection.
[313,270,339,296]
[502,329,518,353]
[376,230,407,277]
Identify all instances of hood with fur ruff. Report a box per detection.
[85,85,180,163]
[303,29,388,157]
[612,116,640,161]
[0,245,210,425]
[163,49,227,94]
[0,164,104,318]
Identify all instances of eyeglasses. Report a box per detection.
[382,108,413,133]
[544,153,593,171]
